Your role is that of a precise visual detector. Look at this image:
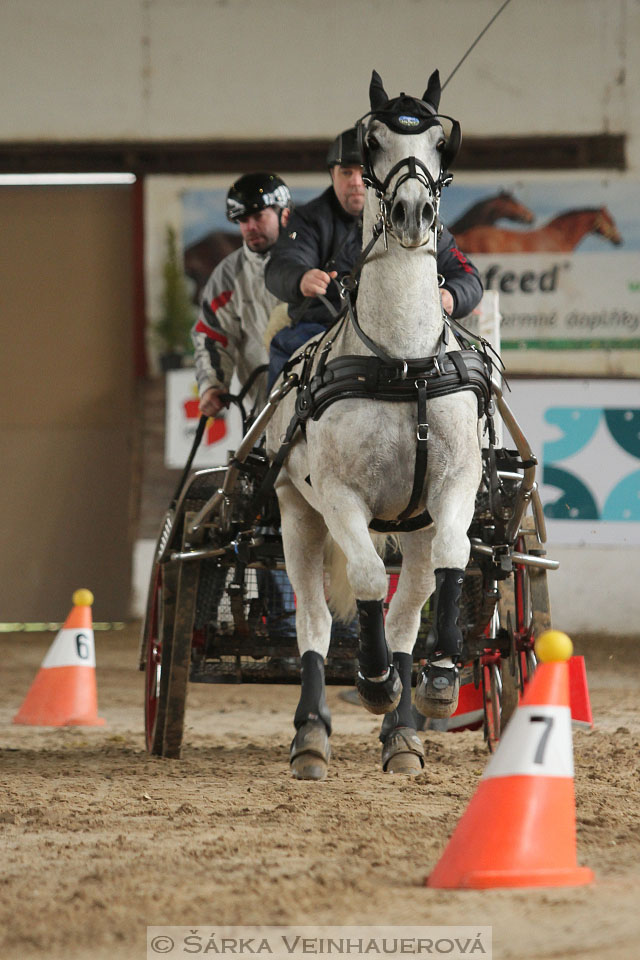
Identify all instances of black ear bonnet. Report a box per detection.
[357,69,461,182]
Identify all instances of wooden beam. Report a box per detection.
[0,134,626,174]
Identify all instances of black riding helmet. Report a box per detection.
[226,172,292,222]
[326,127,363,168]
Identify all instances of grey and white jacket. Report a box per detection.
[191,243,279,407]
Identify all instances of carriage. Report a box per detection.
[139,357,557,760]
[139,69,559,771]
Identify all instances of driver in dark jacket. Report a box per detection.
[264,126,483,387]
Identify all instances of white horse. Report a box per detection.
[266,71,483,779]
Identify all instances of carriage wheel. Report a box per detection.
[497,517,552,694]
[159,518,201,759]
[144,563,178,755]
[482,660,502,752]
[142,477,224,756]
[499,653,520,728]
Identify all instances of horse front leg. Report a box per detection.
[277,479,332,781]
[319,485,402,716]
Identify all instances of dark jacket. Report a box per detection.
[264,185,483,326]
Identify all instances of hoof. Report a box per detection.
[414,663,460,719]
[290,720,330,781]
[356,665,402,715]
[381,727,424,775]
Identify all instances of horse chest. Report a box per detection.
[307,405,427,514]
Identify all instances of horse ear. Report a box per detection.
[370,70,389,111]
[423,69,441,110]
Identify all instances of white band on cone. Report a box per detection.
[42,629,96,669]
[482,705,573,779]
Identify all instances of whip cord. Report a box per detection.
[441,0,515,91]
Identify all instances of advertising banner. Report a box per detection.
[506,379,640,546]
[164,369,244,469]
[441,179,640,365]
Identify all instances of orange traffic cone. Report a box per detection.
[13,589,105,727]
[426,630,594,888]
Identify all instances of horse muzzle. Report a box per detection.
[390,196,435,247]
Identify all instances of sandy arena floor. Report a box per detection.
[1,627,639,960]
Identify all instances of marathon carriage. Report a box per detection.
[139,68,559,770]
[139,360,557,759]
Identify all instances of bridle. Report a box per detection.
[338,111,454,310]
[360,123,451,234]
[354,93,460,249]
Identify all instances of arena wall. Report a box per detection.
[2,0,639,165]
[1,0,638,631]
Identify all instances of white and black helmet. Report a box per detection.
[226,172,292,222]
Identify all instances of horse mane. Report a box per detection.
[547,207,604,223]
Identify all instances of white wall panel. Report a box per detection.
[1,0,637,159]
[2,0,146,138]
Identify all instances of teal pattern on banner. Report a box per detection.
[542,408,640,521]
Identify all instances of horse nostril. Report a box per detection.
[421,202,434,226]
[391,200,407,231]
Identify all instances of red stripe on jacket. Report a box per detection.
[450,247,474,273]
[194,318,229,347]
[211,290,233,312]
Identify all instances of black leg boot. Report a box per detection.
[379,652,424,773]
[415,568,465,719]
[355,600,401,715]
[290,651,331,781]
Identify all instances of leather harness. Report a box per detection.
[254,299,495,533]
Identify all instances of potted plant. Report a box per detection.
[155,225,195,370]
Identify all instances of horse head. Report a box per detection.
[496,191,535,225]
[595,206,622,245]
[361,70,460,248]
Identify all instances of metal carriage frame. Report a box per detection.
[139,371,558,759]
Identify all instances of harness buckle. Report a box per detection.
[399,360,409,380]
[417,422,429,442]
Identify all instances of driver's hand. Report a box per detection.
[199,387,226,417]
[440,288,454,316]
[300,269,338,298]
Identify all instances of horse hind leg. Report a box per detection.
[413,426,480,719]
[414,567,465,718]
[291,648,333,781]
[379,528,436,773]
[277,480,332,780]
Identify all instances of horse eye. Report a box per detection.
[367,135,380,151]
[436,138,446,152]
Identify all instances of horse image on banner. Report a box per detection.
[455,206,622,254]
[449,190,534,236]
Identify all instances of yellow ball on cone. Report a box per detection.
[72,588,94,607]
[535,629,573,663]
